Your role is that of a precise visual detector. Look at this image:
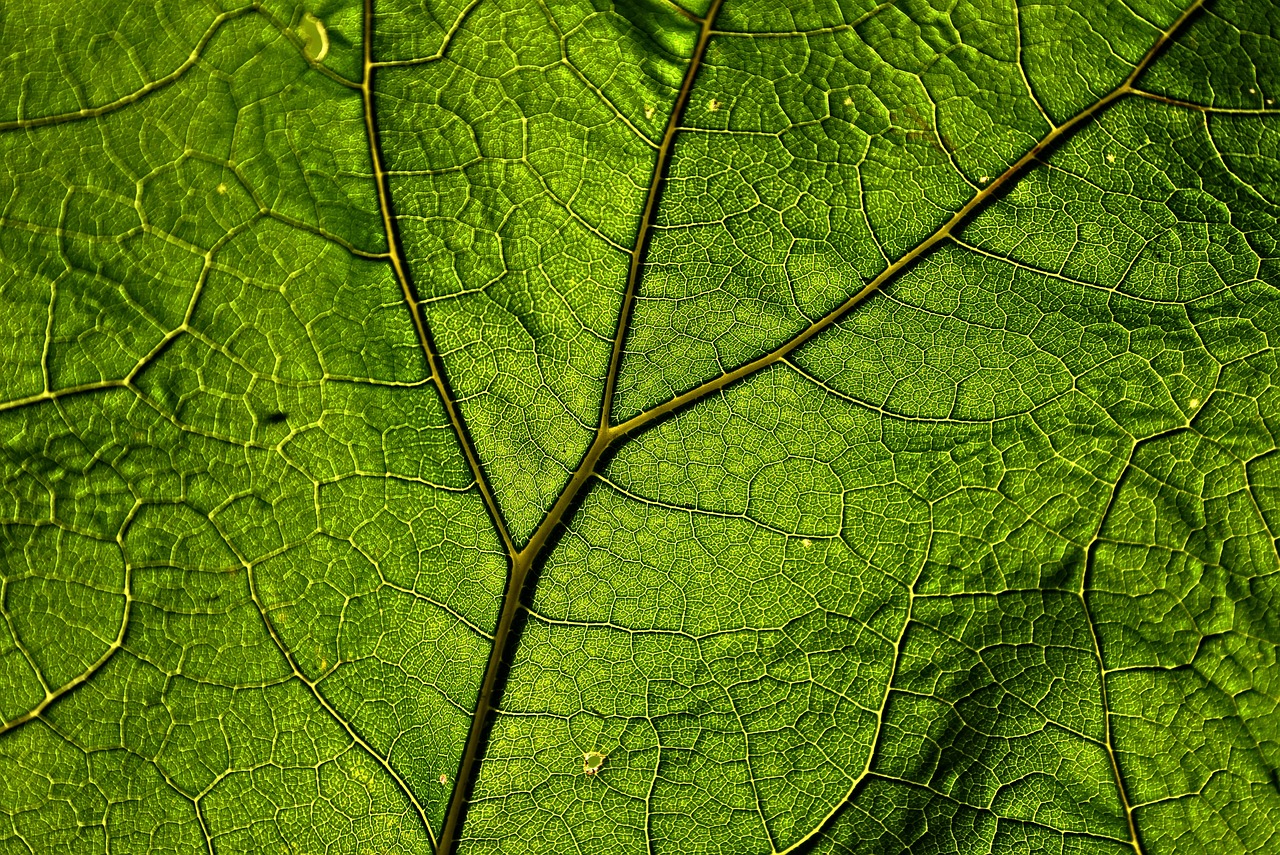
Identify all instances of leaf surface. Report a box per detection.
[1,0,1278,853]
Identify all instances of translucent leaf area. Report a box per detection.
[1,0,1277,853]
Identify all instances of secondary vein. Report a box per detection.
[360,0,516,558]
[613,0,1207,441]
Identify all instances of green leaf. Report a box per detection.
[1,0,1278,853]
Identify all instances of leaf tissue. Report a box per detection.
[1,0,1278,852]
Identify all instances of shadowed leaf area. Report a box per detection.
[1,0,1278,852]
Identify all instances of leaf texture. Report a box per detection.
[0,0,1278,853]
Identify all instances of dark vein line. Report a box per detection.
[363,2,521,843]
[779,578,918,854]
[709,1,891,38]
[260,210,391,259]
[780,519,931,855]
[1078,417,1196,852]
[539,0,660,151]
[1131,88,1280,114]
[255,5,363,90]
[435,3,724,852]
[1012,0,1055,130]
[657,0,702,25]
[599,0,724,431]
[865,772,1136,845]
[194,795,217,855]
[950,235,1221,307]
[360,0,515,558]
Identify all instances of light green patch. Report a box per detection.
[582,751,607,776]
[298,11,330,62]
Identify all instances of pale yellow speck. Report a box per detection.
[583,751,606,775]
[708,99,721,112]
[644,105,655,120]
[801,538,812,548]
[439,774,449,785]
[1249,87,1257,94]
[1188,398,1200,409]
[843,96,853,106]
[1106,153,1116,163]
[979,176,989,183]
[216,183,227,194]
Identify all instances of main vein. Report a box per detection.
[361,0,522,848]
[436,3,726,850]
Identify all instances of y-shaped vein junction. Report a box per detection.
[359,1,1210,852]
